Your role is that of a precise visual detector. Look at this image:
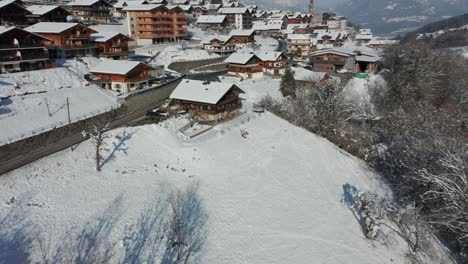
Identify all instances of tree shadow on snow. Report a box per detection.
[121,190,169,264]
[100,130,135,170]
[341,183,367,236]
[161,182,208,264]
[0,198,34,264]
[51,193,124,264]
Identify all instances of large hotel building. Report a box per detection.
[125,4,188,45]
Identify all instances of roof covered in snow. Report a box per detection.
[230,29,255,37]
[254,51,283,62]
[218,7,248,14]
[91,32,129,42]
[66,0,108,6]
[123,3,162,10]
[292,67,327,83]
[201,35,231,44]
[25,22,90,34]
[197,15,226,24]
[287,34,310,40]
[225,53,257,65]
[26,5,61,15]
[170,79,242,105]
[90,60,152,75]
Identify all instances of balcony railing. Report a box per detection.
[69,34,90,40]
[0,43,47,50]
[0,53,48,62]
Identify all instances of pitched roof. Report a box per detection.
[66,0,109,6]
[218,7,248,14]
[292,67,327,83]
[197,15,226,24]
[91,32,130,42]
[230,29,255,36]
[201,35,231,44]
[255,51,284,62]
[26,5,60,15]
[170,79,242,105]
[0,0,21,9]
[90,60,152,75]
[0,26,53,40]
[287,34,310,40]
[123,3,162,10]
[25,22,93,34]
[225,53,257,65]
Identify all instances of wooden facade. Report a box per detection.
[67,0,113,24]
[91,63,156,93]
[0,27,51,73]
[126,5,188,44]
[26,6,70,24]
[0,0,31,26]
[173,86,244,122]
[92,33,133,59]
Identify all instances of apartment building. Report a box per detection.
[218,7,252,29]
[287,34,311,59]
[125,4,188,45]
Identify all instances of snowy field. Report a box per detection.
[0,75,452,263]
[0,67,118,145]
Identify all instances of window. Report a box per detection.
[114,84,121,89]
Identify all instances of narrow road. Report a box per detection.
[276,39,288,52]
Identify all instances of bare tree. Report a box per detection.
[82,123,110,171]
[164,184,208,264]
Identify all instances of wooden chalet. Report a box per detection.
[66,0,113,24]
[91,32,133,59]
[26,5,71,24]
[196,15,228,30]
[229,29,255,47]
[89,60,159,93]
[0,26,51,73]
[255,51,287,76]
[225,53,263,79]
[0,0,30,26]
[25,22,98,58]
[170,79,244,122]
[201,35,237,55]
[310,48,381,74]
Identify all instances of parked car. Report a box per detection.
[147,108,168,118]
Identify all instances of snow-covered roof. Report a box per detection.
[197,15,226,24]
[0,25,52,41]
[218,7,248,14]
[170,79,242,105]
[201,35,231,44]
[123,3,161,10]
[91,32,129,42]
[0,0,20,9]
[67,0,111,6]
[90,60,152,75]
[255,51,283,62]
[26,5,60,15]
[230,29,255,37]
[113,0,148,8]
[225,53,257,65]
[292,67,327,83]
[368,38,400,45]
[287,34,310,40]
[66,0,102,6]
[355,55,381,63]
[25,22,86,34]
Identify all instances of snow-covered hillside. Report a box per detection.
[0,76,452,263]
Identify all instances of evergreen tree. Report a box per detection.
[280,68,296,97]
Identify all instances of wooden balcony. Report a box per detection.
[0,43,47,50]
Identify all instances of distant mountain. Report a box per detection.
[243,0,338,12]
[247,0,468,36]
[415,13,468,33]
[333,0,468,35]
